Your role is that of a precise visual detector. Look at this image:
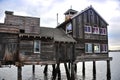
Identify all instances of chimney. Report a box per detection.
[5,11,13,15]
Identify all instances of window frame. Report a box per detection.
[92,27,99,34]
[85,43,93,53]
[34,40,41,53]
[66,23,72,34]
[101,44,108,53]
[84,25,92,34]
[94,43,100,53]
[100,28,107,35]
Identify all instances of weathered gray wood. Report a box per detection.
[43,65,48,76]
[18,66,22,80]
[93,61,96,78]
[32,65,35,75]
[82,62,85,77]
[107,60,111,80]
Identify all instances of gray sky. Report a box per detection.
[0,0,120,50]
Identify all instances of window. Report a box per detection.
[66,23,72,33]
[93,27,99,34]
[84,26,92,33]
[101,44,108,53]
[34,40,40,53]
[100,28,107,35]
[85,43,92,53]
[20,29,25,33]
[94,44,100,53]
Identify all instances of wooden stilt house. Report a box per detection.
[0,6,112,66]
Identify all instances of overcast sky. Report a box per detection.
[0,0,120,50]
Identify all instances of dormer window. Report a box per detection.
[84,25,92,33]
[66,23,72,34]
[93,27,99,34]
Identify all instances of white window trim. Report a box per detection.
[34,40,41,53]
[101,44,108,53]
[84,25,92,34]
[94,43,100,53]
[100,28,107,35]
[93,27,99,34]
[85,43,93,53]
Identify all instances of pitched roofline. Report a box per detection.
[71,6,108,25]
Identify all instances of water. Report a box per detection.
[0,52,120,80]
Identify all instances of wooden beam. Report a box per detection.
[93,61,96,79]
[107,60,111,80]
[43,65,48,76]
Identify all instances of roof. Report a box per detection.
[64,9,78,15]
[40,27,76,43]
[71,5,108,25]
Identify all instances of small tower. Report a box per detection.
[64,8,78,21]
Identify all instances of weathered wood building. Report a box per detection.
[0,6,112,80]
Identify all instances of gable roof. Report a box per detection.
[40,27,76,43]
[71,6,108,25]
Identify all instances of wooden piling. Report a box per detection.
[107,60,111,80]
[52,63,60,80]
[74,64,77,73]
[43,65,48,76]
[52,64,56,78]
[71,62,75,80]
[82,62,85,76]
[64,63,71,80]
[93,61,96,78]
[18,66,22,80]
[32,65,35,75]
[58,64,61,80]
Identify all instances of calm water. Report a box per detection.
[0,52,120,80]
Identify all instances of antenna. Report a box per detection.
[70,5,72,9]
[57,13,58,26]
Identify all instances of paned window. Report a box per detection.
[100,28,107,35]
[66,23,72,33]
[101,44,108,53]
[93,27,99,34]
[94,44,100,53]
[34,40,40,53]
[85,43,92,53]
[84,26,92,33]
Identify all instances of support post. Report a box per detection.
[93,61,96,79]
[107,60,111,80]
[18,66,22,80]
[32,65,35,75]
[64,63,71,80]
[82,62,85,77]
[58,64,61,80]
[43,65,48,76]
[74,64,77,73]
[71,62,75,80]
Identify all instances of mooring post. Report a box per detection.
[18,66,22,80]
[93,61,96,78]
[82,61,85,77]
[32,65,35,75]
[43,65,48,76]
[107,60,111,80]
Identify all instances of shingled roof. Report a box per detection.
[40,27,76,43]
